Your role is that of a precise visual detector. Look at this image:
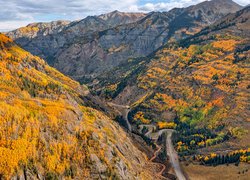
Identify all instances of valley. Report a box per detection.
[1,0,250,179]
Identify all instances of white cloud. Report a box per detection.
[0,0,138,20]
[0,0,139,31]
[136,0,205,11]
[135,0,249,12]
[0,0,248,31]
[235,0,250,6]
[0,21,33,32]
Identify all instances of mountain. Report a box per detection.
[6,0,242,83]
[6,11,145,63]
[167,0,242,38]
[0,33,157,179]
[95,6,250,155]
[6,20,70,39]
[98,10,147,25]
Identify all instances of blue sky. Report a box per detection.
[0,0,248,31]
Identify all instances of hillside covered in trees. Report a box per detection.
[95,6,250,155]
[0,34,158,179]
[6,0,241,84]
[1,1,250,179]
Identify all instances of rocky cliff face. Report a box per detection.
[0,33,156,179]
[7,0,242,83]
[6,11,145,64]
[167,0,242,38]
[6,20,70,39]
[98,10,146,25]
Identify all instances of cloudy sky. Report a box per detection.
[0,0,248,31]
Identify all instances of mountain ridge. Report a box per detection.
[6,0,242,83]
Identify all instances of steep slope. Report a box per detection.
[167,0,242,38]
[6,20,70,40]
[96,6,250,155]
[6,11,146,64]
[7,0,242,83]
[51,0,242,83]
[98,10,146,25]
[5,21,72,62]
[0,34,156,179]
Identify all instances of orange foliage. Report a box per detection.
[212,39,237,51]
[18,26,39,34]
[133,111,150,124]
[157,122,176,129]
[0,34,131,179]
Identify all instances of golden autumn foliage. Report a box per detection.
[128,32,250,154]
[176,141,188,152]
[0,34,152,179]
[18,26,39,34]
[157,122,177,129]
[0,34,12,49]
[133,111,150,124]
[0,34,90,178]
[196,148,250,165]
[134,33,249,125]
[212,39,237,52]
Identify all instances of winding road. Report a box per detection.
[109,102,186,180]
[142,126,186,180]
[108,102,132,131]
[166,130,186,180]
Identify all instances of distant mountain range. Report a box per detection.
[6,0,242,83]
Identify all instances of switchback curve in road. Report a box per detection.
[108,102,132,131]
[109,103,186,180]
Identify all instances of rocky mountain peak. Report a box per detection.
[99,10,122,19]
[186,0,242,24]
[6,0,245,84]
[98,10,146,25]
